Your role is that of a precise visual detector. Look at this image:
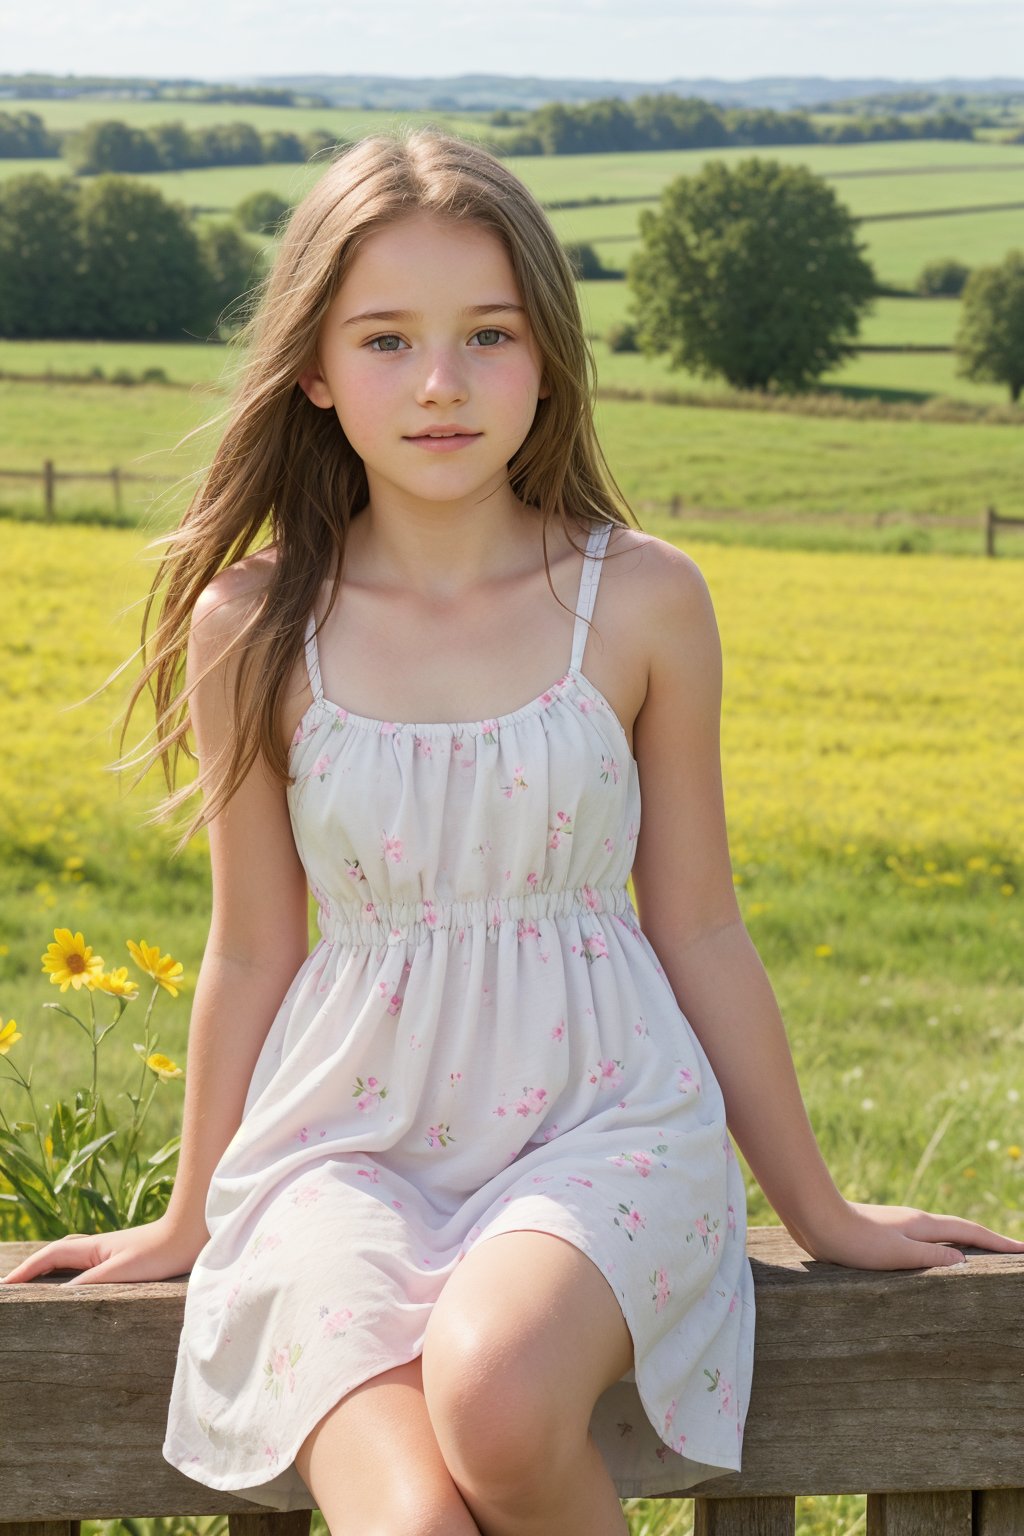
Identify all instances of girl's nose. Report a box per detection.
[415,348,469,407]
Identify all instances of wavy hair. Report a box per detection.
[115,126,640,852]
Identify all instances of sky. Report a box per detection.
[2,0,1022,85]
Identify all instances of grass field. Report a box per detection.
[2,521,1020,1184]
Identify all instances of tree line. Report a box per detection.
[0,111,345,173]
[485,95,976,155]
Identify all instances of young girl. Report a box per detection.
[3,128,1020,1536]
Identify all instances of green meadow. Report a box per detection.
[1,107,1023,1536]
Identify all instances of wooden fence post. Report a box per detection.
[111,466,122,518]
[985,505,995,557]
[43,460,55,524]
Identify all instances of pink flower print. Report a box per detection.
[633,1016,651,1039]
[501,765,528,797]
[687,1212,721,1254]
[550,1017,566,1042]
[650,1267,672,1314]
[329,707,348,730]
[321,1307,354,1340]
[413,735,433,758]
[610,1149,658,1177]
[599,754,620,784]
[613,1202,647,1241]
[310,753,331,781]
[542,1123,561,1141]
[291,1183,322,1207]
[526,870,539,890]
[291,720,308,747]
[422,899,438,929]
[493,1103,508,1118]
[480,719,499,743]
[425,1122,456,1148]
[567,1174,593,1187]
[363,900,378,919]
[663,1398,679,1441]
[512,1086,549,1117]
[449,1070,463,1088]
[376,979,402,1014]
[577,695,596,713]
[473,840,493,858]
[456,926,466,943]
[250,1231,283,1258]
[677,1066,696,1095]
[627,821,638,843]
[355,1164,381,1184]
[452,731,465,753]
[727,1202,737,1233]
[345,858,366,884]
[381,831,404,864]
[581,884,601,911]
[603,837,615,853]
[547,810,574,849]
[380,721,398,736]
[264,1443,280,1467]
[295,1125,310,1143]
[263,1342,303,1398]
[583,932,609,962]
[517,918,540,943]
[352,1075,388,1110]
[729,1292,738,1314]
[539,689,556,707]
[589,1057,624,1092]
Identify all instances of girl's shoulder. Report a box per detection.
[601,525,712,618]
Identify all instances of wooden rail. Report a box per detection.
[1,1227,1022,1535]
[0,460,174,521]
[985,503,1024,556]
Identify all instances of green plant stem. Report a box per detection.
[118,982,161,1208]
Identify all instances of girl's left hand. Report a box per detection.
[795,1199,1024,1271]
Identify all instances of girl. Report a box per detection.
[2,128,1020,1536]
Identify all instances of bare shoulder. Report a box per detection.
[190,545,280,662]
[604,526,718,672]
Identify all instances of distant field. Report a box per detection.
[577,284,963,346]
[1,368,1021,557]
[0,97,491,140]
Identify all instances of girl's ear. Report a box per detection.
[297,362,334,409]
[538,375,552,401]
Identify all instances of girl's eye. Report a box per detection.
[365,328,510,353]
[469,328,509,347]
[367,334,407,353]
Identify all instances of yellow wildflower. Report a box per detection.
[146,1052,184,1082]
[0,1019,22,1055]
[814,944,833,957]
[1008,1146,1021,1160]
[41,928,104,992]
[127,939,184,998]
[91,967,139,1000]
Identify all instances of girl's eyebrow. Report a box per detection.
[342,302,525,328]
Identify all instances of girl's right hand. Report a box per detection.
[0,1213,208,1286]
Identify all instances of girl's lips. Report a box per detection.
[404,433,482,452]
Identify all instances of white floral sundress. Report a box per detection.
[161,520,756,1510]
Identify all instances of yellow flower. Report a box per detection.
[0,1019,22,1055]
[1008,1146,1021,1160]
[40,928,105,992]
[127,939,184,998]
[814,944,833,957]
[91,967,139,1000]
[962,1167,976,1179]
[145,1052,184,1082]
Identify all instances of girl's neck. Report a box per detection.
[339,499,577,603]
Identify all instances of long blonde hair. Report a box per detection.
[118,126,640,852]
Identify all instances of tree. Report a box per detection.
[953,250,1024,403]
[235,189,290,235]
[627,156,877,392]
[916,258,971,297]
[75,176,205,338]
[0,174,83,337]
[195,222,263,338]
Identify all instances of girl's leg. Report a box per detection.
[293,1356,481,1536]
[420,1229,635,1536]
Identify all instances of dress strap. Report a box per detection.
[569,522,612,674]
[303,611,325,705]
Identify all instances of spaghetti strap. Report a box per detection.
[303,611,324,705]
[569,522,612,674]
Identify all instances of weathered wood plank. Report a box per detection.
[693,1494,795,1534]
[0,1525,81,1536]
[865,1490,972,1533]
[974,1489,1024,1535]
[228,1513,312,1536]
[2,1231,1022,1516]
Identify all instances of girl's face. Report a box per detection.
[298,212,550,511]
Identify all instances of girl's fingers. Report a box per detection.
[1,1236,97,1283]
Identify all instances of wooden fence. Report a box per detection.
[1,1227,1022,1535]
[0,460,173,521]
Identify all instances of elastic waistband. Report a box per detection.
[319,883,636,948]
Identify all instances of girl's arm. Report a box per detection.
[629,541,1024,1270]
[160,569,311,1249]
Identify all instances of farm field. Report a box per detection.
[1,521,1020,1251]
[1,366,1021,556]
